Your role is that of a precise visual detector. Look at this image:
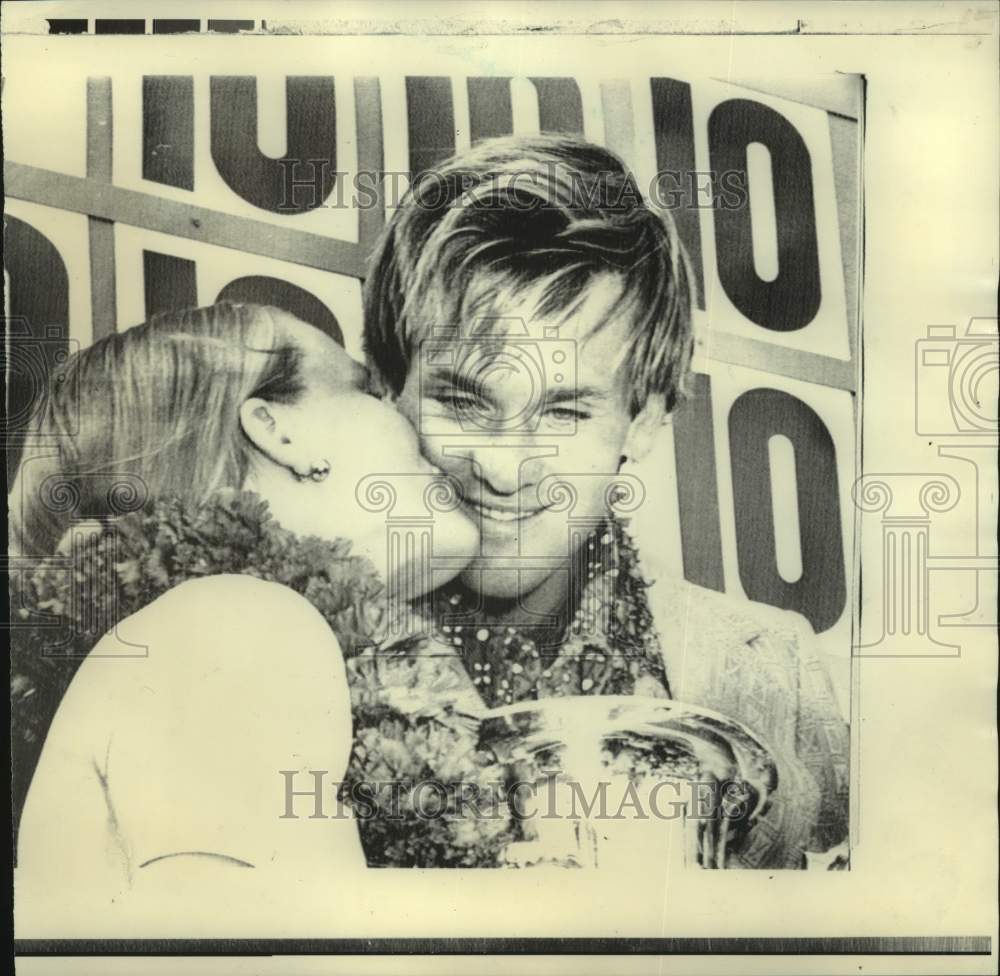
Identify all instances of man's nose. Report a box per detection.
[446,442,558,496]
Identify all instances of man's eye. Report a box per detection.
[434,393,478,412]
[546,407,589,423]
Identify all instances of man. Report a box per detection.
[353,134,848,869]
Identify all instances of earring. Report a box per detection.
[309,459,331,482]
[297,459,330,483]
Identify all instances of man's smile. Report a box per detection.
[461,495,551,526]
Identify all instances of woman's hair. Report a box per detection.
[363,133,694,417]
[9,302,304,558]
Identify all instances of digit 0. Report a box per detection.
[708,99,822,332]
[728,388,846,634]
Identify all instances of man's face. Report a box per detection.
[396,273,644,601]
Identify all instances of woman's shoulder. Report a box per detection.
[57,573,353,787]
[84,574,347,706]
[127,572,327,617]
[116,575,339,652]
[20,575,361,894]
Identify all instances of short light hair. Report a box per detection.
[363,134,694,416]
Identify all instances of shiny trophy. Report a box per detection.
[478,696,778,869]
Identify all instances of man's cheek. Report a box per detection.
[553,427,626,474]
[396,394,443,463]
[416,436,447,469]
[417,435,462,476]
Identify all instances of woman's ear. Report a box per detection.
[239,398,313,479]
[622,398,670,465]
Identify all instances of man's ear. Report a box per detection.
[239,398,311,478]
[622,398,669,464]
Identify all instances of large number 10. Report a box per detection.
[673,374,846,634]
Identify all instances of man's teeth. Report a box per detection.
[469,502,542,522]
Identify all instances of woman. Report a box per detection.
[11,302,478,910]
